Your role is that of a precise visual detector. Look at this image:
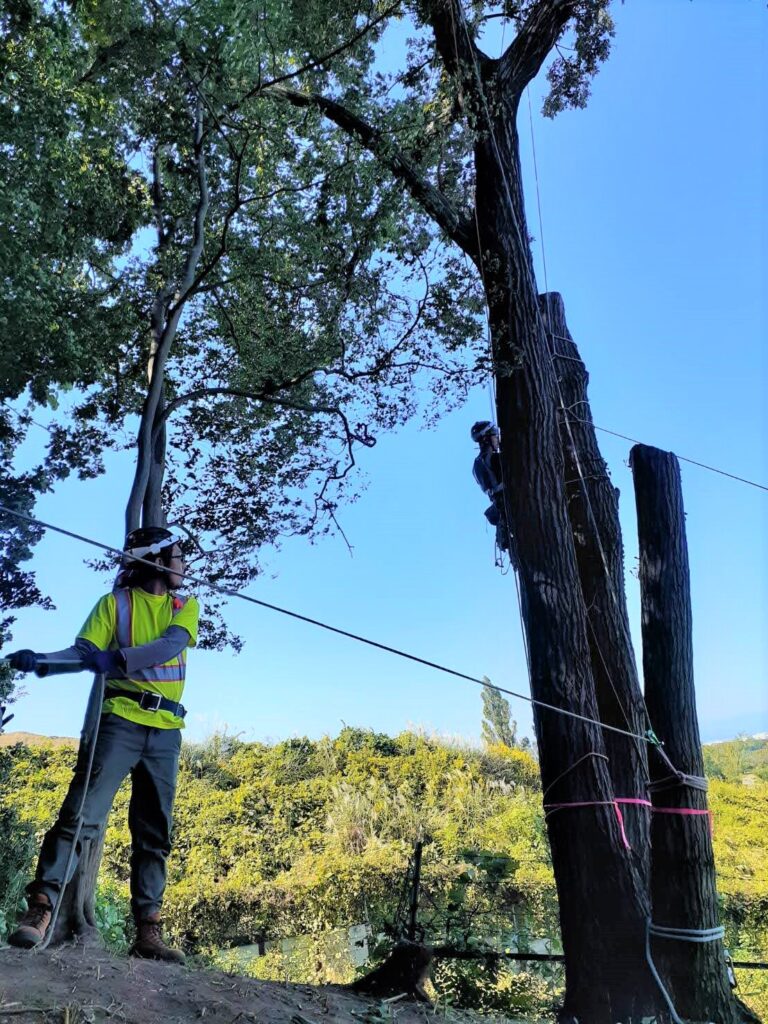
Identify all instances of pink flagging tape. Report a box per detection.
[652,807,714,836]
[543,798,714,849]
[543,800,632,850]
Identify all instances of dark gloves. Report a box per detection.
[7,650,38,673]
[80,648,126,676]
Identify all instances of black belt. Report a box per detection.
[105,687,187,720]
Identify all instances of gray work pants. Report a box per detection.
[28,712,181,921]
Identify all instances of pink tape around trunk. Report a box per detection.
[652,806,714,836]
[543,800,632,850]
[543,798,714,849]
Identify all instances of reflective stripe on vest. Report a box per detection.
[113,589,188,686]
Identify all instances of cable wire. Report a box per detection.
[580,421,768,493]
[0,500,655,746]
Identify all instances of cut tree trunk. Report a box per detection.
[631,444,758,1023]
[48,828,106,947]
[46,675,108,947]
[347,941,433,1003]
[474,124,660,1022]
[540,292,650,863]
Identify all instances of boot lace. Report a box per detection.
[144,921,163,943]
[22,902,50,928]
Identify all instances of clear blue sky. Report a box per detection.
[5,1,766,747]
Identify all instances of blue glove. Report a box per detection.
[80,649,126,675]
[7,650,38,673]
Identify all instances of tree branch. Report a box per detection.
[265,84,474,255]
[499,0,578,97]
[229,1,403,115]
[422,0,491,102]
[125,98,210,532]
[173,97,210,305]
[151,386,375,449]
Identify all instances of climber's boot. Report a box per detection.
[7,893,52,949]
[129,914,185,964]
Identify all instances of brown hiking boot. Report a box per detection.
[129,914,185,964]
[8,893,52,949]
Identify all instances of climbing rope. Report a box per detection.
[645,919,726,1024]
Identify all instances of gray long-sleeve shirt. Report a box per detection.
[36,626,191,678]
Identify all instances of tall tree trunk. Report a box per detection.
[631,445,757,1023]
[539,293,650,863]
[143,393,168,528]
[476,128,660,1021]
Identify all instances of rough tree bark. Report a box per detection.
[540,293,650,861]
[631,444,757,1023]
[476,123,657,1021]
[47,676,107,948]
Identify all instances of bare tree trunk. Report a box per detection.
[45,677,109,948]
[47,829,106,947]
[540,293,650,863]
[125,99,209,535]
[143,394,168,528]
[476,131,659,1021]
[631,445,757,1023]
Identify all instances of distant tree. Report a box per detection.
[480,682,517,749]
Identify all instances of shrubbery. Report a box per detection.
[2,731,766,1018]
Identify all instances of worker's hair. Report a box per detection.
[113,527,180,591]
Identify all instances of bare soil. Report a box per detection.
[0,945,526,1024]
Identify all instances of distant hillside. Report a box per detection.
[0,730,77,749]
[702,735,768,782]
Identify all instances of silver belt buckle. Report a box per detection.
[139,692,162,712]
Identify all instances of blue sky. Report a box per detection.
[4,1,766,747]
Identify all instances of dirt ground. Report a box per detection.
[0,944,527,1024]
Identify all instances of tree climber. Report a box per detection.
[3,526,199,962]
[471,421,517,568]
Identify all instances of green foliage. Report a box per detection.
[3,730,765,1017]
[94,880,131,953]
[2,0,491,653]
[433,957,561,1018]
[704,736,768,783]
[1,0,619,658]
[0,750,37,939]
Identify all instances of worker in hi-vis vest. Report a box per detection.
[4,526,199,961]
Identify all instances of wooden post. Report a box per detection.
[631,444,756,1023]
[407,841,423,943]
